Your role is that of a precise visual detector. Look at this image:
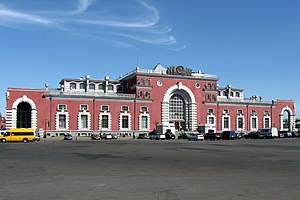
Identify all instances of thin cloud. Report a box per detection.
[0,0,184,49]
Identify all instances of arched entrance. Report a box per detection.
[162,82,197,132]
[280,106,295,131]
[17,102,32,128]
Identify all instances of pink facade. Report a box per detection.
[5,65,296,136]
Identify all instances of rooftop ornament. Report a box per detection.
[166,66,192,76]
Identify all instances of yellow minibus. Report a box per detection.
[0,128,35,143]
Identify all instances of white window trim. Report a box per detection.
[140,106,148,113]
[101,105,109,112]
[206,115,216,125]
[78,112,91,130]
[236,116,245,131]
[121,105,130,112]
[80,104,89,111]
[119,113,131,130]
[250,116,258,131]
[99,113,112,130]
[263,116,271,128]
[58,104,67,111]
[139,113,150,131]
[222,115,231,131]
[55,111,69,130]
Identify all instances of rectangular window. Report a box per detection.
[101,115,109,128]
[252,110,257,115]
[122,116,129,129]
[264,110,269,116]
[264,118,270,128]
[101,105,109,111]
[122,106,129,112]
[224,117,229,129]
[238,117,243,129]
[59,114,66,129]
[58,104,67,111]
[208,117,214,125]
[81,115,88,129]
[252,118,257,129]
[80,104,88,111]
[208,108,214,114]
[141,116,148,129]
[223,109,229,114]
[140,106,148,112]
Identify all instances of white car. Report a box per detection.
[188,133,204,141]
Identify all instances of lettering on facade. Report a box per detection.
[166,66,192,76]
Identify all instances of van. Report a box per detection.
[0,128,35,143]
[258,128,278,139]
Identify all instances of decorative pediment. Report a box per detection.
[166,66,192,76]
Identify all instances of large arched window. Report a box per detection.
[17,102,31,128]
[169,94,185,120]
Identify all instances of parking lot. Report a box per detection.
[0,138,299,200]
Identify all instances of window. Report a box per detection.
[264,110,269,116]
[80,104,88,111]
[224,117,229,129]
[169,94,184,120]
[208,117,214,125]
[81,115,88,129]
[208,108,214,114]
[141,116,148,129]
[58,104,67,111]
[252,110,257,115]
[122,116,129,129]
[141,106,148,112]
[101,115,109,128]
[223,109,229,114]
[236,92,240,97]
[101,105,109,111]
[218,91,221,96]
[122,106,129,112]
[264,118,270,128]
[79,83,86,90]
[252,117,257,129]
[70,83,76,90]
[237,109,243,115]
[59,114,66,129]
[107,85,113,91]
[230,92,234,97]
[89,83,95,90]
[223,91,227,96]
[98,84,104,90]
[237,117,243,129]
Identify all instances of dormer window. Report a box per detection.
[236,92,240,97]
[80,83,86,90]
[89,83,95,90]
[98,84,104,90]
[70,83,76,90]
[107,85,113,91]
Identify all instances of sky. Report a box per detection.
[0,0,300,117]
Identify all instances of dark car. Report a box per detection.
[178,132,189,139]
[165,129,175,140]
[64,133,73,140]
[137,133,148,139]
[91,133,101,140]
[244,131,259,139]
[279,131,292,138]
[204,132,222,140]
[222,131,237,139]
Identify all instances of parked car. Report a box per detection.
[149,130,165,140]
[258,128,278,139]
[244,131,259,139]
[278,131,292,138]
[103,133,113,139]
[64,133,73,140]
[111,133,118,139]
[178,132,189,139]
[204,132,222,140]
[91,133,101,140]
[165,129,175,140]
[188,133,204,141]
[292,131,300,138]
[222,131,237,139]
[236,132,245,139]
[137,133,148,139]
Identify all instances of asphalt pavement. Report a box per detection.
[0,138,299,200]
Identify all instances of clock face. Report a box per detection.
[157,80,163,86]
[195,83,201,88]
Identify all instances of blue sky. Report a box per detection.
[0,0,299,117]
